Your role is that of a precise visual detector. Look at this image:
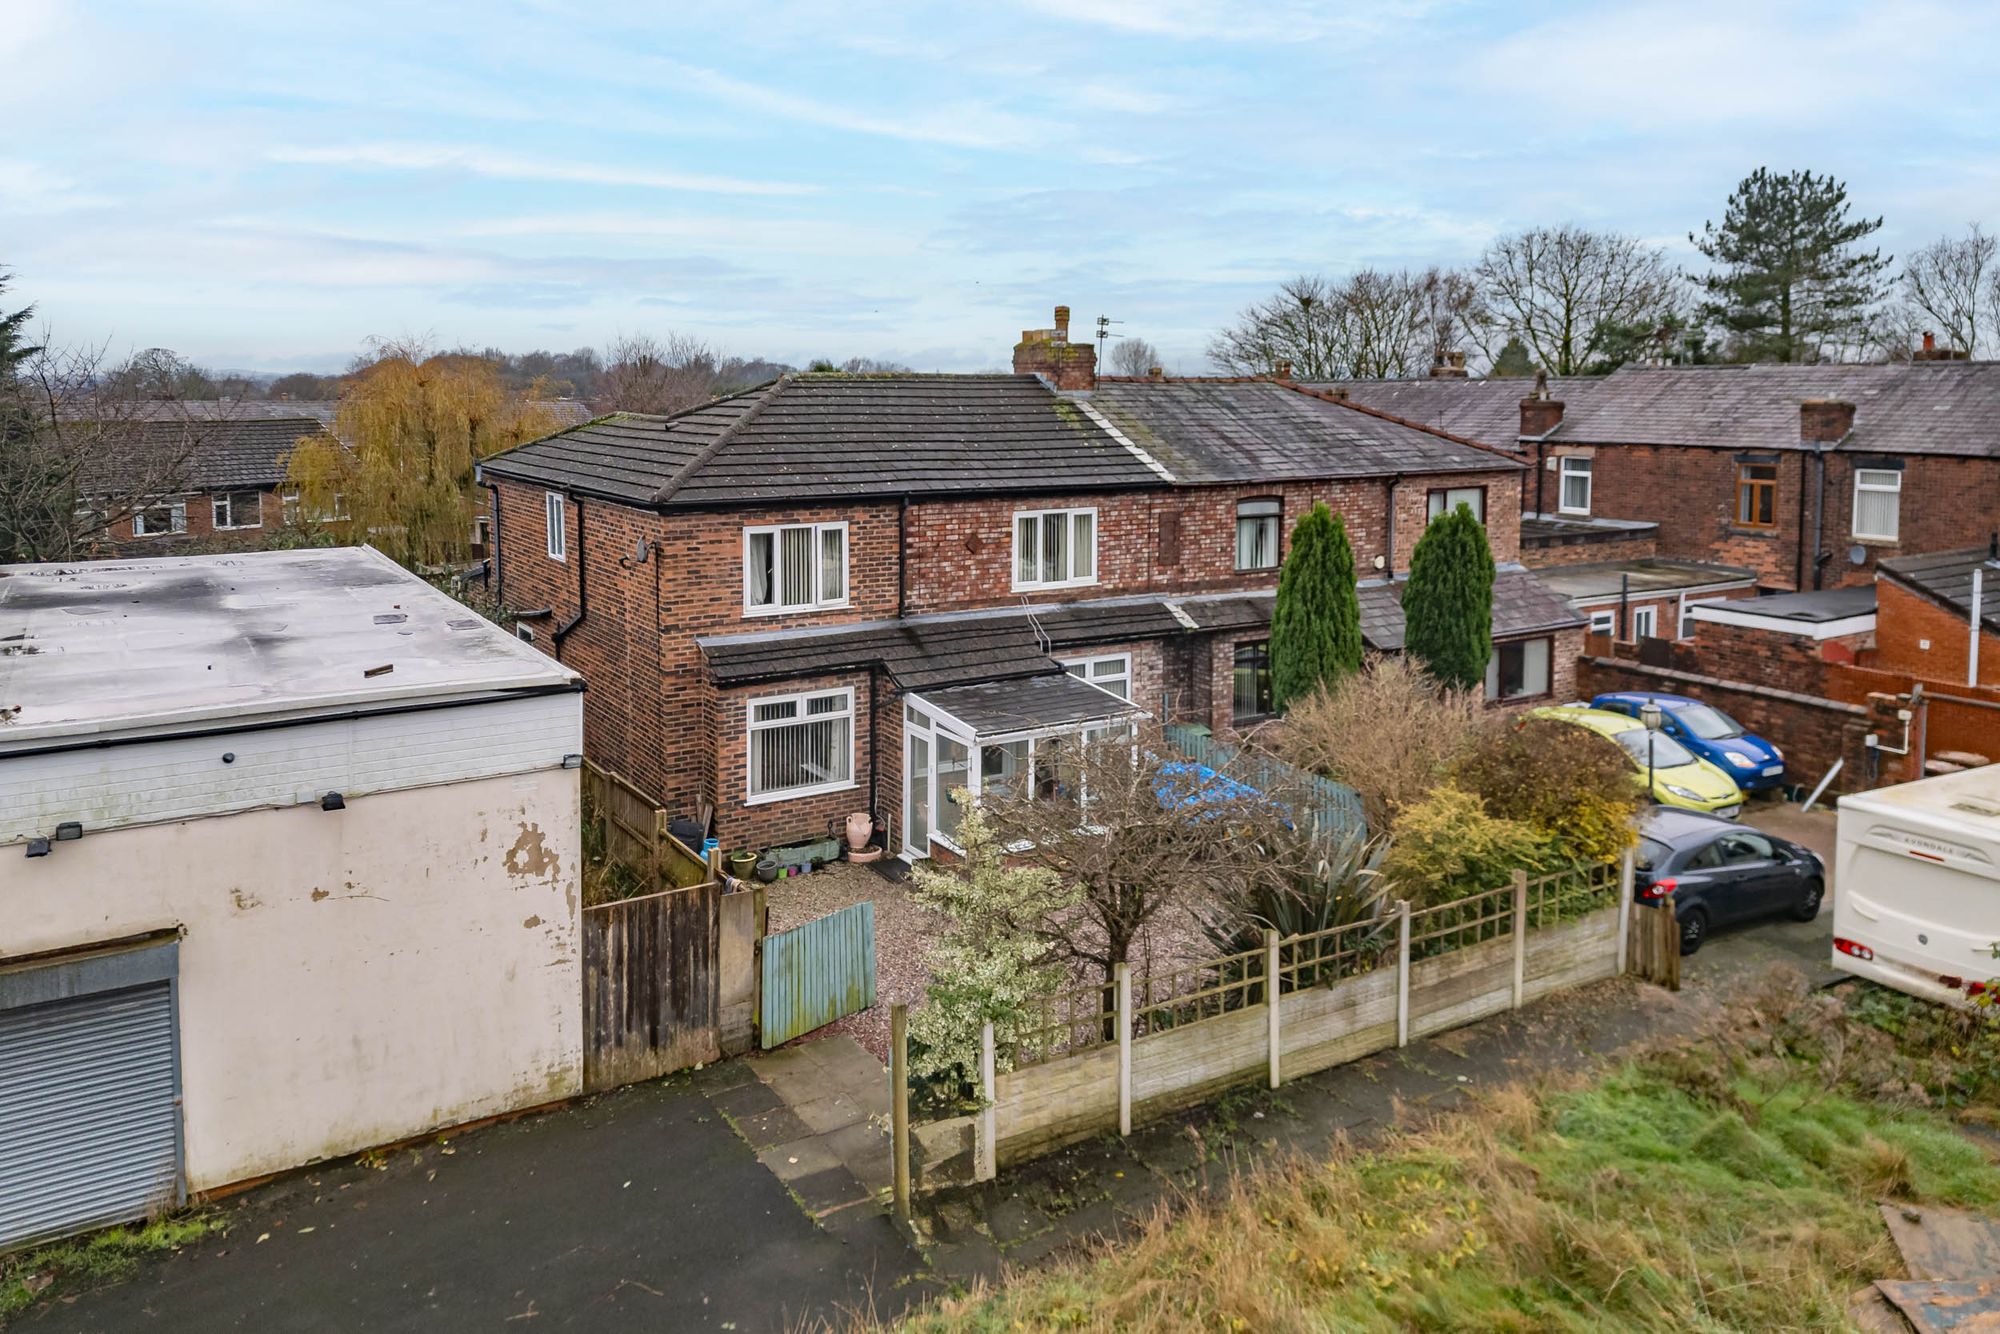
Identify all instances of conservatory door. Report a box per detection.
[905,729,931,856]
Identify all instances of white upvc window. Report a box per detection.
[281,489,349,523]
[1427,486,1485,524]
[1062,653,1132,701]
[1234,498,1282,571]
[1558,456,1593,515]
[1630,606,1658,641]
[211,489,263,530]
[1588,610,1616,636]
[132,500,187,537]
[545,491,567,561]
[1013,507,1097,590]
[1852,468,1901,542]
[744,521,849,613]
[746,687,855,803]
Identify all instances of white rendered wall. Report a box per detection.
[2,765,584,1192]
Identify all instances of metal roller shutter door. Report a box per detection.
[0,982,182,1250]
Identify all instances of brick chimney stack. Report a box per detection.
[1429,351,1469,378]
[1913,330,1969,362]
[1800,398,1856,443]
[1012,303,1097,391]
[1273,359,1293,381]
[1519,369,1564,437]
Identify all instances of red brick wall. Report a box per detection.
[1572,446,2000,592]
[86,487,285,558]
[1871,579,2000,686]
[714,670,878,853]
[1520,532,1658,569]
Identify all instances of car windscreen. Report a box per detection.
[1611,728,1697,769]
[1675,703,1743,741]
[1636,836,1673,871]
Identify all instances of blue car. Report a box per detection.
[1590,692,1786,792]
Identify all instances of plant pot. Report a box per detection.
[845,811,874,851]
[726,851,758,879]
[755,858,779,883]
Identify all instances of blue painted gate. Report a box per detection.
[760,901,877,1049]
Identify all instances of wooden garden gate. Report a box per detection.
[760,902,877,1048]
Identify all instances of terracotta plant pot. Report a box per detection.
[845,811,874,851]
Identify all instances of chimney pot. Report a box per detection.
[1011,302,1095,391]
[1148,365,1163,379]
[1924,331,1937,352]
[1273,359,1292,380]
[1053,305,1070,342]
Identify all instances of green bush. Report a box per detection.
[1401,504,1494,691]
[1451,715,1643,865]
[1381,784,1561,906]
[1270,502,1362,710]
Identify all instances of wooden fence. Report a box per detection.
[582,760,711,902]
[910,855,1635,1186]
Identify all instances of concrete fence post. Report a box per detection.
[1116,963,1133,1137]
[977,1020,997,1182]
[1265,928,1282,1090]
[1511,869,1529,1010]
[891,1003,911,1220]
[1395,900,1412,1048]
[1616,847,1635,975]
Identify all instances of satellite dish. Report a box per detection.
[1848,544,1867,565]
[634,538,650,563]
[1372,554,1387,571]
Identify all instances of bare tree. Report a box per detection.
[1208,268,1480,379]
[592,332,720,415]
[1897,224,1997,358]
[1108,337,1163,377]
[1475,225,1682,375]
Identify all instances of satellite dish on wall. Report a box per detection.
[1848,544,1867,565]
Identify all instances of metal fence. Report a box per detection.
[1161,724,1366,842]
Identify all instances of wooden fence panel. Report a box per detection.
[582,881,723,1092]
[760,902,877,1049]
[1627,897,1681,991]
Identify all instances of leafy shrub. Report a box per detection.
[1451,714,1642,864]
[1381,784,1561,906]
[1276,655,1482,829]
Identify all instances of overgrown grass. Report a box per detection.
[890,978,2000,1333]
[1,1211,226,1318]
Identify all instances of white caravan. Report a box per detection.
[1834,764,2000,1005]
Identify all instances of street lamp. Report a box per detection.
[1639,699,1664,802]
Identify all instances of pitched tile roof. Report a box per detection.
[480,373,1165,508]
[1090,378,1518,483]
[1309,377,1603,444]
[1319,362,2000,458]
[915,674,1143,737]
[78,416,331,496]
[1357,566,1587,652]
[1879,547,2000,635]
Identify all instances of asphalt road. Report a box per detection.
[22,1072,923,1334]
[1682,796,1841,990]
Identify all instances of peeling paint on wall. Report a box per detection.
[505,823,559,879]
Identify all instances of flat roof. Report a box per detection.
[1705,585,1877,624]
[1533,558,1759,603]
[0,547,579,747]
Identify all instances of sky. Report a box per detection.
[4,0,1998,376]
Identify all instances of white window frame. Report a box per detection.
[1484,636,1552,702]
[742,521,850,615]
[545,491,567,561]
[1557,456,1593,516]
[1426,486,1486,525]
[1012,507,1098,591]
[1588,610,1616,636]
[745,686,857,805]
[132,500,187,538]
[1630,606,1658,641]
[1234,498,1282,572]
[1852,468,1902,542]
[211,489,263,531]
[1061,653,1132,701]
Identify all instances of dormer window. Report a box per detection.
[746,521,849,613]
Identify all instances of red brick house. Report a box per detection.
[479,312,1583,854]
[78,415,335,555]
[1323,362,2000,595]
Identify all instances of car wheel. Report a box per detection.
[1793,877,1824,922]
[1677,908,1709,956]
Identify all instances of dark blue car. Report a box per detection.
[1591,692,1786,792]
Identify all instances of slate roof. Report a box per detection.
[1089,379,1517,483]
[916,674,1143,737]
[1356,566,1587,652]
[1320,363,2000,458]
[78,416,330,496]
[480,374,1165,508]
[1879,548,2000,636]
[1309,377,1604,444]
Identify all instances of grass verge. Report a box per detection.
[1,1212,226,1320]
[889,974,2000,1332]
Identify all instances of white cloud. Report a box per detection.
[0,159,115,214]
[264,144,816,196]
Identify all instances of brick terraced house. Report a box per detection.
[79,415,335,555]
[1321,361,2000,596]
[480,310,1584,854]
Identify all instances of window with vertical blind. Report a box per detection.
[1852,468,1902,541]
[744,521,849,612]
[1232,640,1273,722]
[746,687,854,802]
[1235,498,1281,570]
[1013,508,1097,589]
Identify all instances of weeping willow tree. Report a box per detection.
[285,343,559,567]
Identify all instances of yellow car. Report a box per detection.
[1533,706,1744,818]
